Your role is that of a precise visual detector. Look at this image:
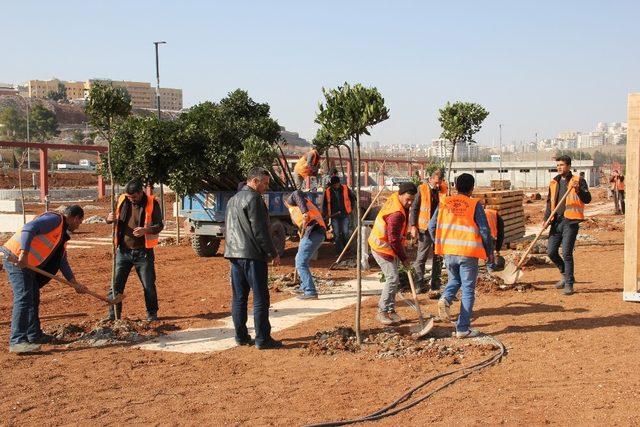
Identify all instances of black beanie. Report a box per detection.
[398,182,418,195]
[330,176,341,185]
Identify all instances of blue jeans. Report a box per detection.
[331,216,350,254]
[441,255,479,333]
[108,247,158,318]
[295,229,325,296]
[229,258,271,345]
[1,247,43,345]
[547,218,579,286]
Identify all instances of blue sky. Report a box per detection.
[2,0,638,147]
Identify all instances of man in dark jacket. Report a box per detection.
[544,155,591,295]
[224,167,282,350]
[322,176,356,255]
[106,180,164,321]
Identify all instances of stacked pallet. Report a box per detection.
[473,189,525,244]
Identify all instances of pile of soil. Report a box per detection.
[48,319,178,348]
[306,326,499,363]
[269,273,341,294]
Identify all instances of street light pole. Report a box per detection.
[154,41,167,219]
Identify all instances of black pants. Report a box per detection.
[614,190,625,214]
[412,231,443,290]
[229,258,271,345]
[108,247,158,317]
[547,218,579,286]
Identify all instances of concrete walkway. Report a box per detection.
[137,273,383,354]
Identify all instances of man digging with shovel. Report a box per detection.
[1,205,88,354]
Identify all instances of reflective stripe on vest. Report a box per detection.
[367,192,407,258]
[550,176,585,220]
[286,198,326,231]
[324,184,352,218]
[3,212,65,267]
[485,208,498,240]
[434,195,486,259]
[115,194,159,249]
[293,149,319,178]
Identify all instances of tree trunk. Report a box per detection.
[176,194,180,245]
[354,134,363,345]
[445,141,457,196]
[107,127,120,320]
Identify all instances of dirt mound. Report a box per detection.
[306,326,498,362]
[581,217,623,232]
[269,273,341,294]
[49,319,175,348]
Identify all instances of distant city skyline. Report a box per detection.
[1,1,638,146]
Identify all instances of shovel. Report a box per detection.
[406,268,434,338]
[1,253,124,305]
[491,186,573,286]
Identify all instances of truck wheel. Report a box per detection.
[271,220,287,257]
[191,235,220,257]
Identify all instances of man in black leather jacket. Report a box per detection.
[224,167,282,350]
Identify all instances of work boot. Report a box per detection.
[146,313,159,322]
[455,328,481,339]
[256,338,283,350]
[235,336,255,346]
[30,333,56,345]
[562,284,574,295]
[555,279,566,289]
[414,285,427,294]
[387,311,402,324]
[376,311,395,326]
[437,298,452,322]
[9,342,41,354]
[297,293,319,300]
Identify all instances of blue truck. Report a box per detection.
[181,189,371,257]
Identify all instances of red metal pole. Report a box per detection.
[97,174,106,199]
[39,148,48,202]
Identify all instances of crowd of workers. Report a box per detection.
[0,149,596,353]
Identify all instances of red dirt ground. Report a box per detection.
[1,197,638,425]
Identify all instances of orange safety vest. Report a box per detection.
[114,194,159,249]
[285,198,326,231]
[485,208,498,240]
[615,178,625,191]
[293,149,320,178]
[4,212,66,267]
[550,176,584,220]
[434,195,487,259]
[324,184,352,218]
[417,183,447,231]
[368,192,407,258]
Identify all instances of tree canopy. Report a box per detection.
[29,103,59,142]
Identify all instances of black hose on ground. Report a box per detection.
[306,334,507,427]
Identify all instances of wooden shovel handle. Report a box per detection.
[515,187,574,269]
[406,268,426,327]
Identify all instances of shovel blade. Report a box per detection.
[410,317,435,339]
[108,294,125,305]
[491,261,524,285]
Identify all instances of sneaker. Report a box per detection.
[562,285,574,295]
[555,279,566,289]
[388,311,402,324]
[146,313,159,322]
[235,336,255,346]
[256,338,283,350]
[438,298,452,321]
[455,329,481,339]
[297,293,319,300]
[102,315,116,322]
[376,311,395,326]
[30,333,56,345]
[9,342,41,354]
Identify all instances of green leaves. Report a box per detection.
[438,101,489,145]
[84,82,132,139]
[29,102,60,142]
[315,82,389,144]
[239,135,278,174]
